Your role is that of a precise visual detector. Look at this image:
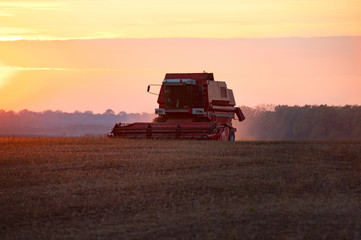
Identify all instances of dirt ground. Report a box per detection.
[0,138,360,239]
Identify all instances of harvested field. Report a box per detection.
[0,138,360,239]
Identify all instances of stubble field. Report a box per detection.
[0,138,360,239]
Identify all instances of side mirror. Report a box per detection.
[147,84,161,95]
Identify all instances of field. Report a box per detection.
[0,138,360,239]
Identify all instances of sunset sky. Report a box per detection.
[0,0,360,113]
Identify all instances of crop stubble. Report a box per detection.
[0,138,360,239]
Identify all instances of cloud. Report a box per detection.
[0,12,14,17]
[0,65,128,71]
[0,63,129,90]
[0,27,39,41]
[0,1,68,33]
[0,27,36,35]
[0,2,66,11]
[1,0,360,40]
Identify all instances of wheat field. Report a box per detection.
[0,138,360,239]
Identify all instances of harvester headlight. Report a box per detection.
[192,108,205,115]
[155,108,166,115]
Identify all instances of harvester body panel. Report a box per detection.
[110,72,245,140]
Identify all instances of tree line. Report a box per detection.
[0,109,154,137]
[234,105,361,140]
[0,105,360,139]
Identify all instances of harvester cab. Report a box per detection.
[110,72,245,140]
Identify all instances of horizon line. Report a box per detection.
[1,104,360,115]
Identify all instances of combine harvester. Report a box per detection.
[109,72,245,141]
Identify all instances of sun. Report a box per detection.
[0,64,18,89]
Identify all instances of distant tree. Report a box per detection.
[117,111,127,116]
[104,109,115,115]
[19,109,30,114]
[255,104,275,112]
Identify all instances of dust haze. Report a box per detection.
[1,105,360,139]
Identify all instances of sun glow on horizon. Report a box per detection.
[0,65,17,89]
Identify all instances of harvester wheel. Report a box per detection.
[228,128,235,141]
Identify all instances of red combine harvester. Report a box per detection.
[109,72,245,140]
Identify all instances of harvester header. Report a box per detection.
[110,72,245,140]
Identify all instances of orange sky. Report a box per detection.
[1,0,361,40]
[0,1,360,113]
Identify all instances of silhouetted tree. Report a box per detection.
[104,109,115,115]
[234,105,361,140]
